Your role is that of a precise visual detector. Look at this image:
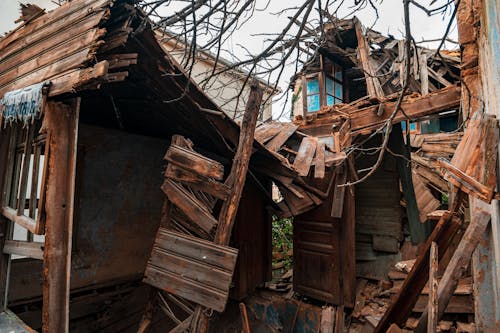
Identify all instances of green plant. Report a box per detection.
[272,216,293,271]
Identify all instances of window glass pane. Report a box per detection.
[307,94,320,112]
[335,81,343,99]
[326,77,334,95]
[307,78,319,95]
[327,95,335,106]
[335,69,343,81]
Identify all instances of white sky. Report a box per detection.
[0,0,458,119]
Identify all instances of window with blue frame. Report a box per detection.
[306,77,321,112]
[305,65,343,113]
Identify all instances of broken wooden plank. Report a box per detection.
[3,240,43,260]
[254,123,283,143]
[239,303,251,333]
[414,206,491,333]
[349,85,461,134]
[265,123,299,152]
[165,164,230,200]
[428,242,438,333]
[331,167,347,219]
[161,179,217,235]
[374,211,462,333]
[143,229,238,313]
[354,18,384,98]
[293,137,317,176]
[165,145,224,181]
[313,141,326,179]
[320,306,335,333]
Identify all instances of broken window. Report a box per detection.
[305,65,344,113]
[1,122,47,260]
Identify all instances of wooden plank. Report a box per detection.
[313,141,326,179]
[0,0,109,52]
[254,123,282,143]
[0,13,106,74]
[148,247,233,291]
[164,145,224,181]
[42,99,80,333]
[0,29,104,89]
[354,19,384,98]
[3,240,43,260]
[374,211,462,333]
[239,303,251,333]
[165,164,230,200]
[293,137,317,176]
[1,206,37,234]
[331,167,347,219]
[143,266,228,313]
[144,230,238,313]
[320,306,335,333]
[265,123,299,152]
[161,179,217,235]
[349,85,461,134]
[155,229,238,272]
[0,47,96,97]
[428,242,438,333]
[414,206,490,333]
[372,235,399,253]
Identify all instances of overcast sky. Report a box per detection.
[0,0,457,119]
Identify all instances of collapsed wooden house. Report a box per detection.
[0,0,499,332]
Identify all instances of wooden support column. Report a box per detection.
[0,127,12,310]
[414,204,491,333]
[428,242,438,333]
[42,99,80,333]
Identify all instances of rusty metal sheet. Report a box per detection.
[143,229,238,312]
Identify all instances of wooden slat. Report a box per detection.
[0,12,106,74]
[374,212,462,333]
[165,164,230,200]
[0,47,96,97]
[161,179,217,235]
[349,85,461,134]
[143,229,238,312]
[265,123,299,152]
[0,0,109,49]
[3,240,43,260]
[293,137,317,176]
[254,123,283,143]
[165,145,224,181]
[313,141,325,179]
[331,167,347,219]
[1,206,37,234]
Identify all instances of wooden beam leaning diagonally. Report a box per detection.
[414,205,491,333]
[190,83,264,332]
[373,211,462,333]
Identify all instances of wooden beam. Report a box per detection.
[374,211,462,333]
[3,240,43,260]
[42,99,80,333]
[354,19,384,98]
[164,145,225,181]
[191,83,264,331]
[414,206,491,333]
[349,85,461,134]
[214,83,264,244]
[428,242,438,333]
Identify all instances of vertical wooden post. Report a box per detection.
[428,242,438,333]
[0,127,12,310]
[42,99,80,333]
[414,206,491,333]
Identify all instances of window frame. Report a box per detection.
[303,66,344,115]
[0,122,48,237]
